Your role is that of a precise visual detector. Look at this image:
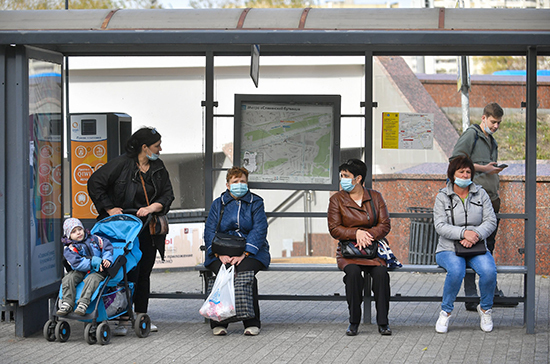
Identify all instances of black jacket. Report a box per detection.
[88,154,174,219]
[87,154,175,259]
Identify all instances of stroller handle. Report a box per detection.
[121,208,154,234]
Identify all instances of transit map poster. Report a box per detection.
[381,112,434,150]
[234,94,341,190]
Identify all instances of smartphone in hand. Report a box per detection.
[495,163,508,169]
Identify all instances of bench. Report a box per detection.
[150,263,526,324]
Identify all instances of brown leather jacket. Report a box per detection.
[327,187,391,270]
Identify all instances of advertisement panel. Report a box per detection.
[154,222,204,269]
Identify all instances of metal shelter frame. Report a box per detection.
[1,8,549,335]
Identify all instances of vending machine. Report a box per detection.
[69,113,131,228]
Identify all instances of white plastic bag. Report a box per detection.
[199,264,236,321]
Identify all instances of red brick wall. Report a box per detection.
[421,79,550,109]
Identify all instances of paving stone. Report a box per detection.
[1,270,548,363]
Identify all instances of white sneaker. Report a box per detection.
[435,310,451,333]
[150,323,158,332]
[56,301,72,316]
[477,305,493,332]
[212,327,228,336]
[244,326,260,336]
[113,324,128,336]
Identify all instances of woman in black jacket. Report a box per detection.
[87,127,174,334]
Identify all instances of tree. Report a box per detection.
[0,0,162,10]
[189,0,314,9]
[474,56,550,75]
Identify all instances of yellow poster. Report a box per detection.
[382,113,400,149]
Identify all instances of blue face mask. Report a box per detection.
[454,178,473,188]
[484,125,494,135]
[147,152,159,161]
[340,178,355,192]
[230,183,248,198]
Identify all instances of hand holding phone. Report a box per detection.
[495,163,508,169]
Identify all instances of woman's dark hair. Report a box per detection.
[338,159,367,186]
[125,127,162,158]
[447,155,475,183]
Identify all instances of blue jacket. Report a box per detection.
[63,232,114,273]
[204,190,270,268]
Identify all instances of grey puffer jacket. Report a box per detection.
[433,181,497,254]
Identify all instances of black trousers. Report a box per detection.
[128,228,157,313]
[207,258,265,329]
[464,197,500,296]
[344,264,390,325]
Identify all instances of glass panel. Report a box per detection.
[68,56,206,210]
[29,58,63,289]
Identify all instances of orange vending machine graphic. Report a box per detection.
[70,113,132,225]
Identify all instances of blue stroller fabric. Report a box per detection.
[58,214,143,322]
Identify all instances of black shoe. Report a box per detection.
[346,323,359,336]
[465,302,478,312]
[378,325,392,336]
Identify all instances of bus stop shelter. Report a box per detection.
[0,8,549,336]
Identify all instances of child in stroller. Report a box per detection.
[44,213,150,345]
[57,218,113,316]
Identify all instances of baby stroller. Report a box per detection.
[43,213,151,345]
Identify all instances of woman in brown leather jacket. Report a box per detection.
[327,159,392,336]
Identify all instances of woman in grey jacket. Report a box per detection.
[433,156,497,334]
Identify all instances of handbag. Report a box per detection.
[454,241,487,257]
[339,239,379,259]
[447,194,487,258]
[139,168,169,236]
[205,268,255,323]
[339,189,383,260]
[211,203,246,257]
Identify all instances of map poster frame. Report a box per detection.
[234,94,341,191]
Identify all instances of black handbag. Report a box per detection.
[339,189,381,260]
[149,214,169,236]
[454,241,487,257]
[339,240,379,259]
[447,194,487,258]
[206,270,255,323]
[212,203,246,257]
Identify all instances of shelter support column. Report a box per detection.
[525,46,537,334]
[364,51,374,189]
[204,52,215,212]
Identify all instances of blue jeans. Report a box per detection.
[436,251,497,313]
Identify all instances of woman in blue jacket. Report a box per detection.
[204,166,270,336]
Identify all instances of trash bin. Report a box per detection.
[407,207,439,265]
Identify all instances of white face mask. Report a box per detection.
[484,125,494,135]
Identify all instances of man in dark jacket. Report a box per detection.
[450,102,515,310]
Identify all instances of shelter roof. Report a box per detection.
[0,9,549,56]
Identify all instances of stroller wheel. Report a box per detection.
[97,322,111,345]
[55,321,71,342]
[43,320,56,342]
[134,313,151,338]
[84,323,97,345]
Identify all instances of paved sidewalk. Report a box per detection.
[1,269,549,363]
